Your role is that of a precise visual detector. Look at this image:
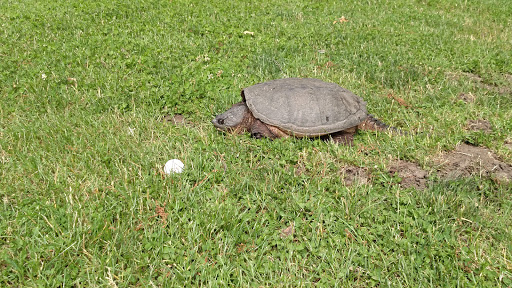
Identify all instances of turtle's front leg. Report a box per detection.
[325,130,354,145]
[250,119,277,139]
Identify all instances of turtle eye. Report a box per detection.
[218,118,225,125]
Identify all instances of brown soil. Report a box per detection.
[280,223,295,239]
[458,92,476,103]
[466,119,492,133]
[162,114,187,125]
[446,72,512,95]
[339,166,370,186]
[434,143,512,183]
[388,160,428,189]
[505,139,512,150]
[296,142,511,190]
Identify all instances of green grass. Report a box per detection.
[1,0,512,286]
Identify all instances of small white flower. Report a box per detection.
[41,73,47,80]
[208,74,214,80]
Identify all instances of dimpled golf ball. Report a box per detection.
[164,159,184,174]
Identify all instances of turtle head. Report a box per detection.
[212,102,252,133]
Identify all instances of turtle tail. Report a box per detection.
[358,114,406,135]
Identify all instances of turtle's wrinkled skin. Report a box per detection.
[212,78,397,145]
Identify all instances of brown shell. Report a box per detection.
[243,78,367,136]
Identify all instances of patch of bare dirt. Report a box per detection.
[434,143,512,183]
[293,164,306,176]
[388,161,428,190]
[504,74,512,86]
[458,92,475,103]
[161,114,187,125]
[339,166,370,186]
[280,223,295,239]
[466,119,492,133]
[505,138,512,150]
[446,72,512,95]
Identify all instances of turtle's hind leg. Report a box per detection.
[323,131,355,145]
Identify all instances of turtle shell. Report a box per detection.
[242,78,368,136]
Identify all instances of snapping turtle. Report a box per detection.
[212,78,397,144]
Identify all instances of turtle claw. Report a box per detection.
[251,132,264,139]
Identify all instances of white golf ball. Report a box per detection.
[164,159,184,174]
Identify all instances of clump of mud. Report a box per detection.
[458,92,476,103]
[466,119,492,133]
[294,163,371,186]
[447,72,512,95]
[505,139,512,151]
[339,166,370,186]
[161,114,187,125]
[388,161,428,189]
[434,143,512,183]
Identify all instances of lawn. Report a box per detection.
[1,0,511,286]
